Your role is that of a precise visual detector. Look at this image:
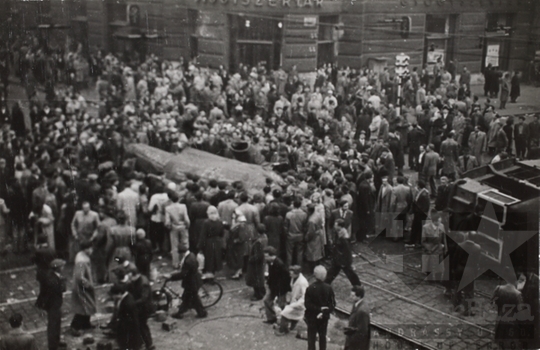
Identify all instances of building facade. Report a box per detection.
[8,0,537,75]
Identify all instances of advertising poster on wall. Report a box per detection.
[486,44,500,67]
[426,49,445,75]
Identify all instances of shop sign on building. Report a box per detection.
[304,16,317,27]
[195,0,324,8]
[486,44,500,67]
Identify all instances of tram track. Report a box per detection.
[334,306,437,350]
[354,246,497,300]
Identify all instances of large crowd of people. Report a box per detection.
[0,32,539,350]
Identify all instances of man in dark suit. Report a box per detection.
[305,266,336,350]
[165,246,207,319]
[262,246,291,324]
[330,200,353,242]
[406,180,430,247]
[434,176,451,212]
[325,219,361,287]
[0,313,38,350]
[344,285,370,350]
[127,266,154,350]
[355,131,371,154]
[441,106,455,139]
[110,284,144,350]
[408,123,426,171]
[422,144,440,197]
[35,259,66,350]
[356,172,376,242]
[514,115,530,159]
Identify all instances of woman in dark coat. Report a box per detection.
[11,101,26,138]
[263,205,284,257]
[198,206,224,276]
[510,71,521,103]
[245,229,267,301]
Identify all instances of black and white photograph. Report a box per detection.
[0,0,538,349]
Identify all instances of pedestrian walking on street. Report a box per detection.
[70,201,100,262]
[510,70,521,103]
[356,172,376,243]
[344,285,371,350]
[35,259,66,350]
[491,277,523,350]
[0,313,38,350]
[164,246,207,319]
[305,203,326,272]
[126,265,155,350]
[70,240,97,336]
[262,246,291,325]
[275,265,309,336]
[227,213,253,279]
[0,197,10,254]
[468,125,487,166]
[499,72,511,110]
[513,116,529,159]
[325,219,361,286]
[197,206,224,279]
[131,228,153,279]
[245,227,268,301]
[284,199,308,267]
[407,180,430,248]
[422,144,440,197]
[421,211,446,282]
[304,265,336,350]
[110,284,144,350]
[164,191,190,268]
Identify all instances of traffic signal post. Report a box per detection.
[395,52,410,117]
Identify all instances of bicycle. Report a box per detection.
[152,277,223,313]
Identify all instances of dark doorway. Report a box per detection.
[238,43,273,69]
[317,42,334,67]
[231,15,283,71]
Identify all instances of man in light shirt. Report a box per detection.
[148,185,170,253]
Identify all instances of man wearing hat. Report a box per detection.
[126,265,154,350]
[36,259,66,350]
[163,245,207,319]
[262,246,290,325]
[304,265,335,350]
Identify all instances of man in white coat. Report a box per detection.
[275,265,309,336]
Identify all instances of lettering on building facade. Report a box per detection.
[195,0,324,8]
